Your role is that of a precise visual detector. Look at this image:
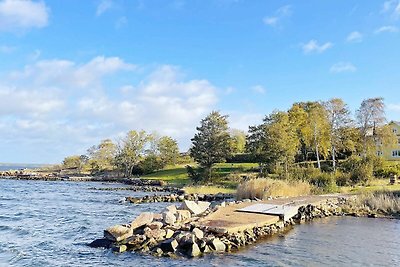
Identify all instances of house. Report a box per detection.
[376,121,400,161]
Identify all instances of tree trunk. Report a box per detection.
[331,145,336,171]
[315,144,321,169]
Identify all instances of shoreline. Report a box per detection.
[90,194,369,258]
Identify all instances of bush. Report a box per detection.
[186,165,206,184]
[226,153,255,163]
[236,178,312,200]
[309,172,337,193]
[374,164,400,178]
[335,171,351,186]
[340,155,374,185]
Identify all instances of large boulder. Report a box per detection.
[180,200,201,214]
[88,238,112,248]
[159,238,179,253]
[192,228,204,239]
[104,224,133,242]
[147,221,163,230]
[144,228,166,241]
[131,212,154,229]
[165,229,174,239]
[188,243,201,257]
[163,211,176,225]
[175,209,191,222]
[197,201,211,213]
[165,204,177,214]
[209,238,226,252]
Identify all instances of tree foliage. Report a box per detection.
[190,111,232,180]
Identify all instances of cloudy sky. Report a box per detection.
[0,0,400,163]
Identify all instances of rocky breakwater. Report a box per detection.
[125,193,234,204]
[89,197,346,258]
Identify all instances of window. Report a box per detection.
[377,151,383,156]
[398,138,400,145]
[392,150,400,157]
[393,128,398,134]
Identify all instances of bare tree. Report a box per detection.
[324,98,353,170]
[356,97,385,157]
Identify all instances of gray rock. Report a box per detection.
[147,221,163,230]
[209,238,226,252]
[166,204,177,214]
[131,212,154,229]
[112,244,127,253]
[192,228,204,239]
[88,238,112,248]
[144,228,166,240]
[180,200,203,215]
[175,209,191,222]
[165,229,174,239]
[188,243,201,257]
[104,224,133,242]
[159,238,179,253]
[163,211,177,225]
[126,234,147,246]
[197,201,211,213]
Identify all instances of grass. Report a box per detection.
[143,163,258,186]
[183,185,236,195]
[143,164,189,186]
[344,190,400,215]
[340,179,400,194]
[236,178,312,200]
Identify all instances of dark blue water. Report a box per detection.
[1,179,399,267]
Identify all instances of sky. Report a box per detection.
[0,0,399,164]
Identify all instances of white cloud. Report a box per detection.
[263,5,292,27]
[301,40,333,54]
[10,56,136,88]
[96,0,113,16]
[0,0,49,32]
[251,85,266,94]
[346,31,363,43]
[330,62,357,73]
[374,25,399,34]
[0,57,219,162]
[382,0,400,19]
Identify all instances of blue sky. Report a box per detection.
[0,0,399,163]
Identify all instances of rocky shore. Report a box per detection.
[89,197,348,258]
[125,193,234,204]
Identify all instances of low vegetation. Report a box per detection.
[344,190,400,215]
[236,178,312,200]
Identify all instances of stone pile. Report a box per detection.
[89,198,346,258]
[90,186,183,194]
[125,193,234,204]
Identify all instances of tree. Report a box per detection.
[62,155,85,173]
[324,98,353,170]
[190,111,232,180]
[230,129,247,154]
[87,139,117,173]
[246,111,299,177]
[356,97,386,157]
[295,102,331,169]
[115,130,150,177]
[158,136,180,167]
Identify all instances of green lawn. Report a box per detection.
[143,162,258,187]
[143,164,189,186]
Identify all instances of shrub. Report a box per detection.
[374,164,400,178]
[309,172,337,193]
[340,155,374,185]
[236,178,312,200]
[186,165,206,184]
[335,171,351,186]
